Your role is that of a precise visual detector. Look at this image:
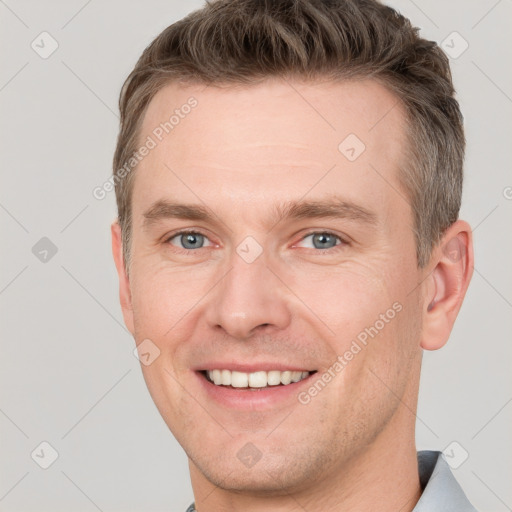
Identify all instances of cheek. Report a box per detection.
[340,291,422,402]
[129,269,199,432]
[322,297,421,442]
[128,268,202,412]
[129,262,207,337]
[288,259,421,396]
[286,260,400,346]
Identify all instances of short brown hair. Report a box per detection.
[113,0,465,270]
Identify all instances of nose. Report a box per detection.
[205,250,292,340]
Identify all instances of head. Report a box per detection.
[111,0,473,501]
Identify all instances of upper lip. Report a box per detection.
[192,362,316,373]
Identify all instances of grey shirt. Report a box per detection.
[415,450,478,511]
[185,450,478,511]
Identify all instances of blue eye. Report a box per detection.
[167,231,212,250]
[298,232,343,250]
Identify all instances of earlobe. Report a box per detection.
[111,220,135,335]
[420,220,474,351]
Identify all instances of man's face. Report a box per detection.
[117,79,427,493]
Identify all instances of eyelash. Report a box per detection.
[164,229,347,254]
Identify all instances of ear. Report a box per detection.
[420,220,474,351]
[111,220,135,335]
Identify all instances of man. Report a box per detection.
[111,0,477,510]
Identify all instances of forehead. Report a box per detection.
[141,77,406,152]
[133,78,409,225]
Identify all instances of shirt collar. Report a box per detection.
[413,450,477,511]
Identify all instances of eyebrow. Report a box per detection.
[142,196,377,230]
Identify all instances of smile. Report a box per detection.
[202,369,315,389]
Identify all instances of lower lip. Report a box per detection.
[194,371,316,410]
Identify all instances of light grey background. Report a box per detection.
[0,1,510,511]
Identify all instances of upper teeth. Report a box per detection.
[207,369,310,388]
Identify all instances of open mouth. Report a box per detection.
[200,369,318,390]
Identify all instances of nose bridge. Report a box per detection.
[206,246,292,339]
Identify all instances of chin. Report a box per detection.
[189,444,328,496]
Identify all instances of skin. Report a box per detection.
[112,78,473,512]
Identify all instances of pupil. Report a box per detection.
[315,233,334,249]
[183,233,202,249]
